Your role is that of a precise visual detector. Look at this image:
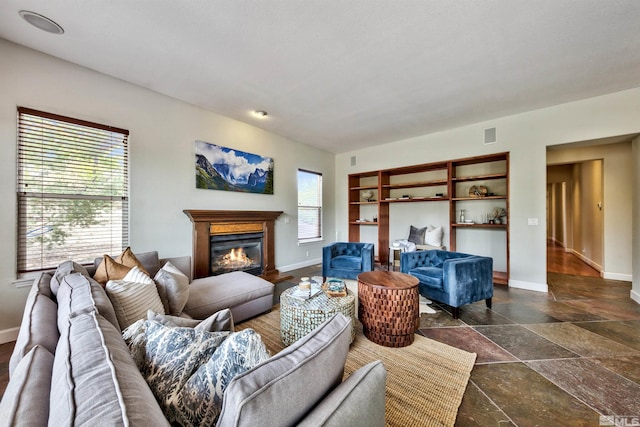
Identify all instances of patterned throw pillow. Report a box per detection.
[147,308,235,333]
[142,322,230,424]
[177,329,270,426]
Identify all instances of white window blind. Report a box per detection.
[297,169,322,242]
[17,107,129,273]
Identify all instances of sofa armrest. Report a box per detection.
[442,256,494,300]
[361,243,374,274]
[298,360,386,427]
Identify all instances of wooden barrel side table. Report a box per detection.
[357,271,419,347]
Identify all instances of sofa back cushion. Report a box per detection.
[50,261,90,296]
[9,273,59,376]
[217,313,352,426]
[50,311,169,426]
[0,345,53,427]
[56,272,121,331]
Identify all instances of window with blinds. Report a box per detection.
[297,169,322,243]
[17,107,129,273]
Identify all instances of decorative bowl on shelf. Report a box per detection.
[361,190,374,202]
[469,185,488,198]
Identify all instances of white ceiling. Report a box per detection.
[1,1,640,153]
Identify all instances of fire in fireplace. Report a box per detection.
[210,232,263,276]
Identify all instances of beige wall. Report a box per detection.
[0,40,336,336]
[633,135,640,304]
[336,89,640,292]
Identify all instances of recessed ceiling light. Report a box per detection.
[253,110,268,118]
[19,10,64,35]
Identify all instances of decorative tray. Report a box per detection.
[322,279,347,297]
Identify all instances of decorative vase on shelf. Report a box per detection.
[494,217,501,225]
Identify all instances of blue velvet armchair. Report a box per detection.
[323,242,375,281]
[400,250,493,319]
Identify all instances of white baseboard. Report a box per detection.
[631,289,640,305]
[602,272,632,282]
[509,279,548,293]
[0,327,20,344]
[278,258,322,273]
[568,249,603,274]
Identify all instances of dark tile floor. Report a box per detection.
[420,273,640,427]
[288,266,640,427]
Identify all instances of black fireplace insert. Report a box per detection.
[210,232,263,276]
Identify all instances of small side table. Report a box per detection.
[280,287,356,346]
[357,271,419,347]
[389,245,403,271]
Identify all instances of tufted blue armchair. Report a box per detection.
[323,242,375,281]
[400,250,493,319]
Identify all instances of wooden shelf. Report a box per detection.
[382,179,448,189]
[380,197,448,203]
[451,173,507,182]
[349,184,378,190]
[348,152,509,283]
[493,271,508,285]
[451,223,507,228]
[452,195,507,201]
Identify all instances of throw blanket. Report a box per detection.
[394,239,416,252]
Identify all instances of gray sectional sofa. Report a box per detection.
[0,251,387,426]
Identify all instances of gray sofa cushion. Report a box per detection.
[56,272,121,331]
[9,274,59,375]
[50,311,170,426]
[298,360,387,427]
[50,260,90,296]
[0,345,53,427]
[217,313,352,426]
[153,262,190,315]
[184,271,273,320]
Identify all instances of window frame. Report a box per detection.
[297,168,323,244]
[16,107,130,274]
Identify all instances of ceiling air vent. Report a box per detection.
[484,127,497,145]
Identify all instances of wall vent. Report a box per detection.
[484,127,497,145]
[350,156,356,166]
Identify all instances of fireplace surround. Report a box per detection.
[184,210,291,283]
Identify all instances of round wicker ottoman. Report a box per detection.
[357,271,419,347]
[280,287,356,346]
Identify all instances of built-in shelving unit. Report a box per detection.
[348,152,509,284]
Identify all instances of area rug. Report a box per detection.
[239,308,477,427]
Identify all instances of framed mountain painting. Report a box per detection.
[195,141,274,194]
